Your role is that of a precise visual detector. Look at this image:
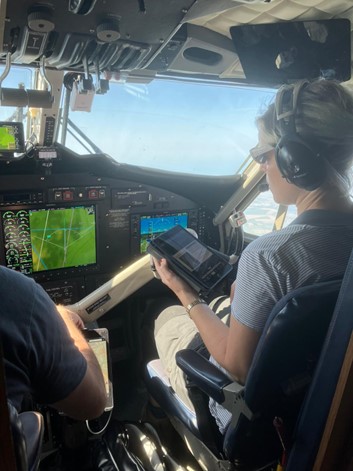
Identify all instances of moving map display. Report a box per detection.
[2,205,97,274]
[139,212,188,253]
[0,122,25,153]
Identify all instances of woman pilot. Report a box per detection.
[152,78,353,434]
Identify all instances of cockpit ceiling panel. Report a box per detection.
[187,0,353,81]
[0,0,195,71]
[190,0,353,39]
[1,0,353,81]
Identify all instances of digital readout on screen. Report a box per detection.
[139,213,188,253]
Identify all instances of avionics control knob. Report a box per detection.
[28,9,55,33]
[96,21,121,42]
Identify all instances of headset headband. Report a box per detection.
[275,79,310,135]
[274,79,326,191]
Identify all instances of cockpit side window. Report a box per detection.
[243,193,297,236]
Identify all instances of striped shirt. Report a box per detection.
[209,209,353,433]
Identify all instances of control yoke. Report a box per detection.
[68,255,154,323]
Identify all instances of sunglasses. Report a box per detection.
[250,144,275,165]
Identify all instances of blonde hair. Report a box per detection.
[257,79,353,194]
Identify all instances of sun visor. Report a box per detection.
[230,19,351,85]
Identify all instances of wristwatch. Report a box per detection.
[185,298,207,316]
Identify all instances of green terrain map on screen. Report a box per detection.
[29,206,96,272]
[0,126,16,150]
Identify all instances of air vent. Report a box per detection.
[150,24,237,76]
[183,47,222,66]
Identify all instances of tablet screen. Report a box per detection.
[167,231,213,271]
[148,225,232,293]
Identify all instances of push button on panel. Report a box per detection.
[88,189,99,199]
[54,191,62,201]
[63,190,74,201]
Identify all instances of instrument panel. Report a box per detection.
[0,150,219,305]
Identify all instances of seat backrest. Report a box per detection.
[287,249,353,470]
[8,400,29,471]
[13,407,44,471]
[223,279,341,463]
[0,339,18,471]
[0,339,44,471]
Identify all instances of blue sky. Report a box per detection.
[0,66,275,175]
[66,79,275,174]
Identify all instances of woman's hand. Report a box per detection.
[153,257,197,298]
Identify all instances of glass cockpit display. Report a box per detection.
[0,122,25,153]
[1,205,97,274]
[139,212,188,253]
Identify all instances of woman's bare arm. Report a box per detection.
[154,258,260,383]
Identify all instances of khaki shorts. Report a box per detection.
[154,296,231,411]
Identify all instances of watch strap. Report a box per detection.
[185,298,207,316]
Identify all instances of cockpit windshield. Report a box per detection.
[65,79,275,175]
[0,65,275,176]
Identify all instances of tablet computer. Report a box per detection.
[83,328,114,411]
[147,225,232,295]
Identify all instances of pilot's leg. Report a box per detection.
[155,305,201,411]
[154,297,231,412]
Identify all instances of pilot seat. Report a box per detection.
[0,340,44,471]
[145,278,343,470]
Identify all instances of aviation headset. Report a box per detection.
[275,79,327,191]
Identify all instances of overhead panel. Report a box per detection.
[1,0,353,83]
[0,0,196,73]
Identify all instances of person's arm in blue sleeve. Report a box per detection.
[28,283,107,421]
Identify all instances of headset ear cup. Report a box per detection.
[275,135,326,191]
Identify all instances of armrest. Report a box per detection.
[176,350,253,427]
[176,349,234,404]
